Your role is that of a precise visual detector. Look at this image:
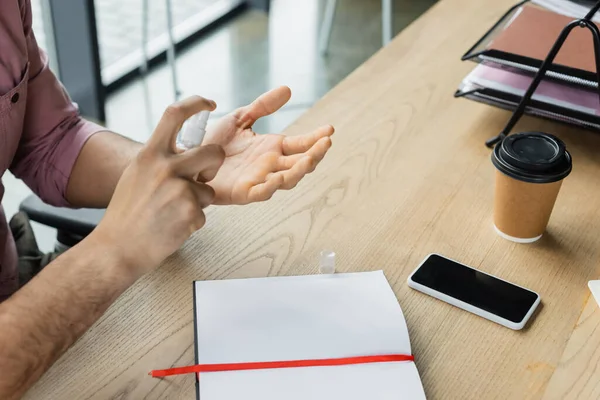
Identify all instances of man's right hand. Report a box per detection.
[90,96,225,275]
[0,96,225,400]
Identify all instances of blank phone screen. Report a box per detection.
[411,255,538,323]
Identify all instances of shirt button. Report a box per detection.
[11,93,19,103]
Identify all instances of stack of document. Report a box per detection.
[456,0,600,130]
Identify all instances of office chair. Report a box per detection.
[19,195,104,252]
[319,0,393,55]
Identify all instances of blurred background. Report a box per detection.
[3,0,437,251]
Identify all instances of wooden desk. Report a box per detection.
[26,0,600,398]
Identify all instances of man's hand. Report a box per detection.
[204,86,334,205]
[0,96,224,400]
[92,96,225,272]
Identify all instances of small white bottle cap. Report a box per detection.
[178,110,210,149]
[319,250,336,274]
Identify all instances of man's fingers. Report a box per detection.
[246,174,284,204]
[277,136,332,172]
[234,86,292,129]
[189,182,216,208]
[269,156,314,190]
[173,144,225,180]
[307,136,332,171]
[148,96,217,153]
[276,153,304,171]
[282,125,334,155]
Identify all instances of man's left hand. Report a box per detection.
[203,86,334,205]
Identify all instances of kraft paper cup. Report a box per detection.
[491,132,572,243]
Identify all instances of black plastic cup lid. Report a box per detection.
[492,132,572,184]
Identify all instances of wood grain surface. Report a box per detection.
[542,296,600,400]
[25,0,600,398]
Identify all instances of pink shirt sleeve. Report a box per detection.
[9,0,104,207]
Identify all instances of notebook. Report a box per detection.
[192,271,426,400]
[462,2,600,87]
[489,6,597,74]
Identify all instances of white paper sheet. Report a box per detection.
[531,0,600,23]
[194,271,426,399]
[589,280,600,308]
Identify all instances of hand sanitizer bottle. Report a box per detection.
[177,110,210,149]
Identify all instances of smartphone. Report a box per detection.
[407,254,540,330]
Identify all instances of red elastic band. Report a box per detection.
[150,354,414,378]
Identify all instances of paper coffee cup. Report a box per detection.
[491,132,572,243]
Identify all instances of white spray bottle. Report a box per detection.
[177,110,210,149]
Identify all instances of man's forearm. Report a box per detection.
[0,235,138,399]
[67,131,142,208]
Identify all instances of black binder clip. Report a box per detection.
[485,0,600,148]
